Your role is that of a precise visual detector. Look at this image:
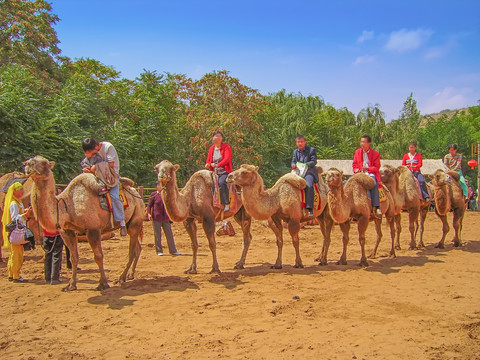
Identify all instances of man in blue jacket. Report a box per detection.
[291,135,318,217]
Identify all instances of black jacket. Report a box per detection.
[291,146,318,182]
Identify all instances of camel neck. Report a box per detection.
[161,173,189,222]
[240,174,277,220]
[328,185,350,223]
[32,175,59,233]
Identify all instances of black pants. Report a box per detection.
[218,172,230,205]
[412,171,429,199]
[304,173,315,210]
[65,245,72,269]
[43,235,64,282]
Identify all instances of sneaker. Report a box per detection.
[224,205,230,213]
[170,252,182,256]
[13,277,28,283]
[8,277,13,282]
[376,208,382,215]
[308,210,314,217]
[157,252,164,256]
[120,226,128,236]
[425,197,430,202]
[50,279,63,285]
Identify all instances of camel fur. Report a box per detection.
[24,155,145,291]
[227,164,333,269]
[155,160,252,273]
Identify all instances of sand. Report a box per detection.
[1,211,479,360]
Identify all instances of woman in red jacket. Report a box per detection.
[205,131,233,212]
[402,142,430,201]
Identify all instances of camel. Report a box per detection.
[24,155,145,291]
[431,169,466,248]
[155,160,252,274]
[380,165,423,250]
[226,164,333,269]
[323,168,378,267]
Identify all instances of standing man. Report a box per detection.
[353,135,382,216]
[443,144,468,198]
[402,142,430,201]
[291,135,318,217]
[147,181,181,256]
[81,138,127,236]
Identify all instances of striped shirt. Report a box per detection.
[443,153,463,171]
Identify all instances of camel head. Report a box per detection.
[155,160,180,186]
[432,169,451,187]
[325,168,344,188]
[380,164,398,183]
[24,155,55,181]
[226,164,259,186]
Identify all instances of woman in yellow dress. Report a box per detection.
[2,182,31,283]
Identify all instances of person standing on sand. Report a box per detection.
[147,181,181,256]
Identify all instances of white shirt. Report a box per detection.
[97,141,120,175]
[9,202,26,225]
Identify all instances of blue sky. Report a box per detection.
[50,0,480,120]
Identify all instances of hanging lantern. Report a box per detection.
[467,159,478,169]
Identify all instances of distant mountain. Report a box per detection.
[423,107,471,121]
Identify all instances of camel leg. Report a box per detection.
[386,215,396,258]
[408,209,419,250]
[434,214,449,249]
[288,220,303,268]
[357,216,369,267]
[417,207,428,248]
[62,229,79,292]
[233,207,253,269]
[369,218,382,259]
[87,229,109,290]
[336,221,350,265]
[316,211,333,265]
[270,216,284,269]
[394,214,402,250]
[183,218,198,274]
[202,217,220,273]
[118,220,142,283]
[451,209,464,247]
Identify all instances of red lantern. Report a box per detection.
[467,159,478,169]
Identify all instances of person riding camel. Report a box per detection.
[81,138,127,236]
[205,131,232,213]
[353,135,382,216]
[402,142,430,201]
[291,135,318,217]
[443,144,468,199]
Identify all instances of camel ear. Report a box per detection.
[154,164,159,172]
[173,164,180,171]
[254,166,259,172]
[340,171,344,176]
[49,161,55,169]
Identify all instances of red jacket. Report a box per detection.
[206,143,233,173]
[402,152,423,172]
[352,148,382,187]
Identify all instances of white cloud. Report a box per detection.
[384,28,433,53]
[357,30,374,43]
[422,87,472,114]
[353,55,376,65]
[423,37,456,60]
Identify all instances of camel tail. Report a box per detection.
[120,177,135,188]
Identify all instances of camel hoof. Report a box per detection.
[453,241,461,248]
[389,252,396,258]
[209,268,221,274]
[62,285,77,292]
[367,253,376,259]
[314,256,322,262]
[185,269,198,274]
[233,263,244,270]
[96,283,110,291]
[271,264,282,269]
[358,260,369,267]
[408,246,416,250]
[394,245,402,250]
[126,273,135,281]
[293,263,304,269]
[417,242,425,248]
[317,259,327,266]
[336,260,347,265]
[434,243,444,249]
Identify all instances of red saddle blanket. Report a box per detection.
[301,183,322,210]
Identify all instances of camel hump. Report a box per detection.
[351,172,375,190]
[278,173,307,190]
[446,171,460,182]
[120,177,135,188]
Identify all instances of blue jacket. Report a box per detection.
[291,146,318,182]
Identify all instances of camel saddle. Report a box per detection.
[216,220,236,237]
[98,185,129,212]
[301,183,322,210]
[412,176,424,201]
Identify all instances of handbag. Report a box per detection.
[7,219,28,245]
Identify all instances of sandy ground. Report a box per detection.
[1,210,479,360]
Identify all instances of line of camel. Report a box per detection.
[0,155,465,292]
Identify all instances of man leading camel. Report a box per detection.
[81,138,127,236]
[353,135,382,216]
[291,135,318,217]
